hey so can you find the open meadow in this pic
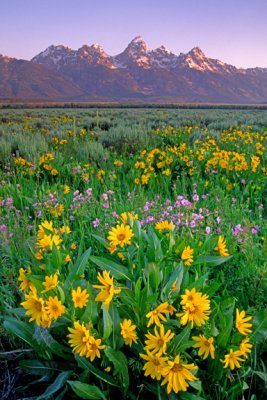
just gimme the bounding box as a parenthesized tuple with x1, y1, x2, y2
(0, 106, 266, 399)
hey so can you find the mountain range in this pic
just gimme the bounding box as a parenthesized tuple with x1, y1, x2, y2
(1, 36, 267, 103)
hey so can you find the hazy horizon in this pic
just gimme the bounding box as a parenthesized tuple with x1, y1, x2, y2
(1, 0, 267, 68)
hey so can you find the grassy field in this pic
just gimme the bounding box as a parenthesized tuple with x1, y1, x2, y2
(0, 107, 266, 399)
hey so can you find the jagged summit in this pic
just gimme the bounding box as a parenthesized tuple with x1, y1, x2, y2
(131, 35, 146, 44)
(188, 47, 206, 57)
(125, 36, 148, 53)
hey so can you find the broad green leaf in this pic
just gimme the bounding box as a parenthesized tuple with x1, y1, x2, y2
(169, 325, 191, 354)
(75, 355, 118, 387)
(252, 309, 267, 343)
(89, 255, 131, 281)
(81, 295, 98, 325)
(217, 314, 233, 348)
(19, 360, 64, 376)
(147, 262, 162, 292)
(37, 370, 72, 399)
(68, 381, 106, 399)
(51, 243, 63, 269)
(104, 346, 129, 392)
(146, 226, 163, 261)
(33, 326, 72, 360)
(195, 255, 232, 267)
(92, 234, 110, 249)
(3, 317, 37, 348)
(102, 305, 113, 340)
(161, 262, 183, 298)
(66, 248, 92, 288)
(254, 370, 267, 383)
(205, 281, 221, 298)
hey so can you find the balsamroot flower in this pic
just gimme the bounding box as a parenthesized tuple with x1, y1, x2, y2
(67, 321, 104, 360)
(221, 349, 244, 370)
(42, 273, 59, 293)
(72, 286, 89, 308)
(68, 321, 91, 357)
(181, 246, 194, 266)
(215, 235, 229, 256)
(239, 337, 253, 358)
(93, 270, 121, 309)
(18, 267, 34, 292)
(140, 352, 168, 380)
(45, 296, 65, 320)
(120, 319, 138, 346)
(155, 220, 174, 233)
(161, 355, 198, 394)
(235, 309, 253, 335)
(192, 334, 215, 359)
(146, 302, 176, 327)
(145, 324, 174, 355)
(177, 288, 211, 328)
(107, 224, 134, 247)
(21, 289, 45, 326)
(87, 336, 105, 361)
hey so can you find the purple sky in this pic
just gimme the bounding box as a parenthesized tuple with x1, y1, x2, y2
(1, 0, 267, 68)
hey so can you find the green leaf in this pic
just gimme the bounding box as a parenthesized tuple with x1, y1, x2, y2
(146, 226, 163, 261)
(147, 262, 162, 292)
(92, 234, 110, 250)
(75, 355, 118, 387)
(3, 317, 37, 348)
(169, 325, 191, 353)
(68, 381, 106, 399)
(51, 244, 63, 269)
(89, 255, 131, 281)
(189, 379, 202, 392)
(102, 305, 113, 340)
(161, 262, 183, 298)
(19, 360, 63, 376)
(104, 346, 129, 392)
(205, 281, 221, 298)
(81, 295, 98, 325)
(217, 315, 233, 347)
(252, 309, 267, 343)
(37, 370, 72, 399)
(254, 370, 267, 383)
(195, 255, 232, 267)
(66, 248, 92, 288)
(33, 326, 72, 360)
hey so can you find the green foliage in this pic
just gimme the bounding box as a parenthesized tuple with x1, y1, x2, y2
(0, 107, 266, 399)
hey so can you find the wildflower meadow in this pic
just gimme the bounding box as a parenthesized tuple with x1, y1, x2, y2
(0, 106, 266, 399)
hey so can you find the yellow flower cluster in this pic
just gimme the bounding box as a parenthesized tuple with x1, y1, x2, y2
(68, 321, 105, 361)
(51, 137, 68, 150)
(14, 156, 33, 174)
(38, 152, 58, 176)
(221, 309, 253, 370)
(141, 298, 199, 394)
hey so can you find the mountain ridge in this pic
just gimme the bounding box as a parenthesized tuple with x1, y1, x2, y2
(1, 37, 267, 103)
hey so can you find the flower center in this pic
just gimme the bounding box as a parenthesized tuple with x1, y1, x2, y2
(117, 233, 126, 241)
(172, 363, 183, 373)
(35, 300, 43, 312)
(157, 339, 164, 347)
